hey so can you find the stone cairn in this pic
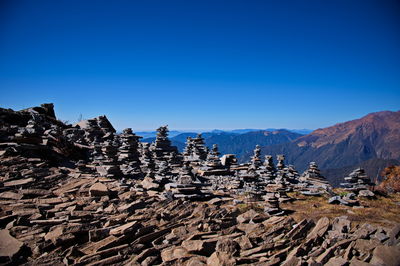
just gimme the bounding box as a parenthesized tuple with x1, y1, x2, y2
(200, 144, 234, 191)
(250, 145, 263, 170)
(262, 155, 276, 181)
(300, 162, 329, 187)
(63, 127, 87, 146)
(118, 128, 142, 177)
(298, 162, 331, 196)
(183, 134, 208, 163)
(341, 168, 375, 196)
(151, 125, 178, 166)
(240, 146, 266, 201)
(182, 139, 194, 160)
(140, 163, 172, 195)
(140, 142, 156, 174)
(286, 165, 300, 182)
(165, 162, 212, 200)
(264, 192, 285, 216)
(275, 155, 292, 186)
(95, 139, 122, 178)
(205, 144, 221, 167)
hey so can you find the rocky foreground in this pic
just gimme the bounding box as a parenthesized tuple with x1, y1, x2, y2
(0, 162, 400, 266)
(0, 104, 400, 265)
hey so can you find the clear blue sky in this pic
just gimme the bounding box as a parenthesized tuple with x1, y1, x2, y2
(1, 0, 399, 131)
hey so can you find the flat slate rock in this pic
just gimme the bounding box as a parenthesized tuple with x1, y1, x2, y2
(0, 229, 25, 262)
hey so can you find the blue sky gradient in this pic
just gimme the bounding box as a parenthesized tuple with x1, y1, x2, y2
(0, 0, 399, 131)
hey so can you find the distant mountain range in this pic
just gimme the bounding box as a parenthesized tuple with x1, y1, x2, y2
(137, 128, 312, 139)
(141, 129, 303, 160)
(258, 111, 400, 185)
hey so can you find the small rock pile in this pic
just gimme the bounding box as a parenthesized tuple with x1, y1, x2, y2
(341, 168, 375, 197)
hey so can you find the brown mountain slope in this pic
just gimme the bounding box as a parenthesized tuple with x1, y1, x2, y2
(260, 111, 400, 184)
(296, 111, 400, 159)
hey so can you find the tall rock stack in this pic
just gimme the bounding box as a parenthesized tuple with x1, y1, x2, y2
(118, 128, 142, 177)
(261, 155, 277, 181)
(183, 134, 208, 163)
(182, 138, 194, 160)
(151, 125, 178, 165)
(96, 140, 122, 178)
(140, 142, 156, 174)
(340, 168, 375, 193)
(242, 146, 266, 200)
(250, 145, 263, 169)
(274, 155, 293, 186)
(204, 144, 222, 169)
(192, 134, 208, 160)
(199, 144, 232, 182)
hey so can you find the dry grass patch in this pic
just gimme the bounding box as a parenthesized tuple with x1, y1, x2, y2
(281, 191, 400, 227)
